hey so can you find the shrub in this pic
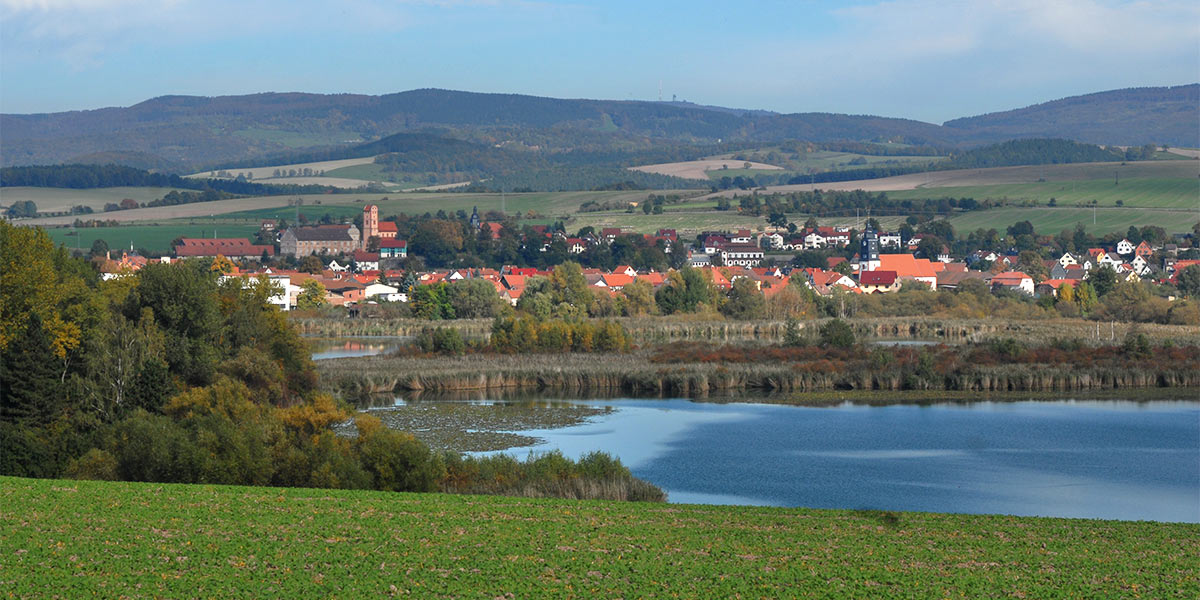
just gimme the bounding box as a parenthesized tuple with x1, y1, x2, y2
(819, 319, 855, 348)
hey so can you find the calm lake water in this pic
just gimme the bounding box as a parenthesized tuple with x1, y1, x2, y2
(309, 337, 404, 360)
(496, 398, 1200, 522)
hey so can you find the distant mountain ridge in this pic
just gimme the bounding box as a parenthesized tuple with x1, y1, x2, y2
(2, 85, 1195, 170)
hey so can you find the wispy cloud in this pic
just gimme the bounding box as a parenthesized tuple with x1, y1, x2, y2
(702, 0, 1199, 120)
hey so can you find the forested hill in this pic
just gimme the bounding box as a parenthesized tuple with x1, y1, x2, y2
(943, 85, 1199, 148)
(2, 86, 1195, 169)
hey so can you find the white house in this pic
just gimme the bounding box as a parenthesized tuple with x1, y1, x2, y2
(878, 233, 902, 249)
(1128, 255, 1150, 276)
(760, 232, 784, 249)
(803, 231, 827, 249)
(363, 283, 404, 302)
(1116, 239, 1135, 255)
(327, 260, 349, 272)
(719, 243, 764, 267)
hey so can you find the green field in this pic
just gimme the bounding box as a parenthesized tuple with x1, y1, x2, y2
(2, 477, 1195, 598)
(889, 177, 1200, 209)
(204, 190, 689, 223)
(45, 224, 261, 253)
(947, 206, 1199, 235)
(0, 187, 181, 213)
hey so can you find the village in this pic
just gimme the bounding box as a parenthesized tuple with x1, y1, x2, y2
(93, 204, 1200, 313)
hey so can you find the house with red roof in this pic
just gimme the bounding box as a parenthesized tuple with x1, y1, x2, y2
(991, 271, 1034, 295)
(378, 239, 407, 259)
(859, 270, 900, 294)
(874, 254, 939, 289)
(174, 238, 274, 260)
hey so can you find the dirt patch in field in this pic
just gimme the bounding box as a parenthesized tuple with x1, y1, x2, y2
(185, 156, 378, 180)
(1166, 148, 1200, 159)
(631, 159, 784, 180)
(407, 181, 474, 191)
(253, 176, 381, 189)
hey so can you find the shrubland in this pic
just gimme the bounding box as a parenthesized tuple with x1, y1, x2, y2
(0, 222, 660, 501)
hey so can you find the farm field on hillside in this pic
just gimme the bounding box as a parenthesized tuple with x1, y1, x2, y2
(2, 476, 1195, 599)
(45, 224, 261, 253)
(708, 149, 943, 175)
(186, 156, 377, 180)
(0, 187, 181, 213)
(707, 159, 1200, 197)
(630, 159, 783, 180)
(947, 206, 1198, 235)
(888, 177, 1199, 209)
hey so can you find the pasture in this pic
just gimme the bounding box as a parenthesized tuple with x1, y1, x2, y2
(45, 223, 261, 253)
(888, 177, 1200, 209)
(947, 206, 1197, 235)
(1, 476, 1195, 598)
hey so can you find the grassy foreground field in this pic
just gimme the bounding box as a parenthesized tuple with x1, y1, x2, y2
(1, 477, 1195, 598)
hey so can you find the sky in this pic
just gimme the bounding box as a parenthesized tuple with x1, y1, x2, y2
(2, 0, 1197, 123)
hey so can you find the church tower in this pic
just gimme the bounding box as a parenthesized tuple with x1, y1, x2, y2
(469, 206, 480, 230)
(362, 204, 379, 250)
(859, 225, 880, 272)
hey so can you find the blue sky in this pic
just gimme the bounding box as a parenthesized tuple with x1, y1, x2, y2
(2, 0, 1197, 123)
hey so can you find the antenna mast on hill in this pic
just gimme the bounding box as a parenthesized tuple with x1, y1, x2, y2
(658, 80, 663, 102)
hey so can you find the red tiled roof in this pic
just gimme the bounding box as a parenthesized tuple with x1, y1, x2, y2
(860, 270, 897, 286)
(174, 238, 273, 257)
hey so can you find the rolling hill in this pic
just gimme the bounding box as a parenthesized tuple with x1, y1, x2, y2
(2, 85, 1195, 170)
(944, 84, 1199, 148)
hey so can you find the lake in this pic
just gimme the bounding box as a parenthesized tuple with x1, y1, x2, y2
(487, 397, 1200, 522)
(309, 337, 404, 360)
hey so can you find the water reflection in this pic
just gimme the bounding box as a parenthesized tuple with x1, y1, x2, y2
(484, 397, 1200, 523)
(309, 337, 404, 360)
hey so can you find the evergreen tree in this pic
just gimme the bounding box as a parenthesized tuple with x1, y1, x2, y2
(0, 314, 62, 425)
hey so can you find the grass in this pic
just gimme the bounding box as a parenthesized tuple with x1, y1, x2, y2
(2, 476, 1195, 598)
(889, 177, 1200, 209)
(0, 187, 181, 213)
(45, 224, 261, 253)
(947, 206, 1199, 235)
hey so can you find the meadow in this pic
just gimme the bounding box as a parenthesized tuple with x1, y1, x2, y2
(888, 177, 1199, 209)
(947, 205, 1197, 235)
(45, 223, 261, 253)
(2, 476, 1195, 598)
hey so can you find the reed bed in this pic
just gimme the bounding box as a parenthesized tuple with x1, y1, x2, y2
(319, 344, 1200, 398)
(297, 315, 1200, 346)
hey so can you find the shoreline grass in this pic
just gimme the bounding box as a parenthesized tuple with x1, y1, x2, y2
(2, 476, 1195, 598)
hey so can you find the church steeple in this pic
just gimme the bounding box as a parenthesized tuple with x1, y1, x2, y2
(859, 224, 880, 272)
(469, 206, 480, 230)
